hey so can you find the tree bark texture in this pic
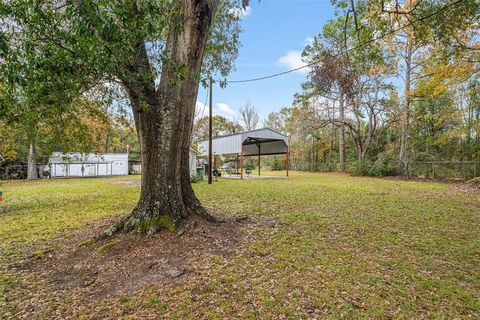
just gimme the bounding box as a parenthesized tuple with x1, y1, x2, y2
(106, 0, 219, 236)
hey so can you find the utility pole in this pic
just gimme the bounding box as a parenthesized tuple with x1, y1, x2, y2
(208, 78, 213, 185)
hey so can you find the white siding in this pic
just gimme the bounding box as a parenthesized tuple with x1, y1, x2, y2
(198, 134, 243, 156)
(118, 150, 198, 176)
(189, 152, 198, 175)
(198, 128, 289, 156)
(49, 153, 128, 177)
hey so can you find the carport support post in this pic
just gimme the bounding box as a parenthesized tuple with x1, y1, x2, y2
(240, 146, 244, 180)
(257, 143, 261, 176)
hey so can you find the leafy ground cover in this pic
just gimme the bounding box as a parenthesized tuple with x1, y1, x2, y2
(0, 172, 479, 319)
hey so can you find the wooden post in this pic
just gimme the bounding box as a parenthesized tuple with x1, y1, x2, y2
(240, 145, 244, 180)
(257, 143, 261, 176)
(208, 78, 213, 185)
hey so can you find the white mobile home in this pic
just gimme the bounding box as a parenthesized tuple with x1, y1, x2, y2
(49, 152, 129, 177)
(127, 148, 200, 176)
(189, 148, 200, 176)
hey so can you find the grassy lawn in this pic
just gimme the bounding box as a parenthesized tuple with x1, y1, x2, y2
(1, 172, 479, 319)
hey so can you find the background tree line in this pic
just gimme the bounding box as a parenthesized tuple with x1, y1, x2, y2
(0, 92, 140, 178)
(2, 0, 479, 181)
(264, 0, 480, 176)
(189, 0, 479, 176)
(192, 101, 260, 141)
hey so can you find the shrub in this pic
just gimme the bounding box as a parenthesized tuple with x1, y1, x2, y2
(371, 157, 398, 177)
(350, 161, 372, 176)
(245, 163, 256, 170)
(270, 157, 284, 171)
(350, 157, 398, 177)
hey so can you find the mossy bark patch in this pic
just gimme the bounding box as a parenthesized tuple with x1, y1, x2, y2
(142, 215, 176, 234)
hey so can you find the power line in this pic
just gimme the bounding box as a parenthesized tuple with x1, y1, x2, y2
(226, 0, 466, 84)
(199, 87, 209, 119)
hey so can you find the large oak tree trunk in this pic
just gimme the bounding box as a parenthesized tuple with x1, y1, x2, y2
(105, 0, 219, 236)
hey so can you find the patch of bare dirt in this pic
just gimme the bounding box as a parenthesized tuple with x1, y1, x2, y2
(8, 214, 270, 303)
(449, 178, 480, 193)
(383, 175, 465, 184)
(110, 180, 140, 186)
(318, 172, 351, 176)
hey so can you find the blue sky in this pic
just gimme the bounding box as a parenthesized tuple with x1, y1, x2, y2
(197, 0, 337, 123)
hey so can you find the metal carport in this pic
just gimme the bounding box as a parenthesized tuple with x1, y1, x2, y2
(197, 128, 289, 178)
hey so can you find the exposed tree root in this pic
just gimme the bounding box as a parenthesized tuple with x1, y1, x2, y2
(192, 205, 224, 223)
(97, 206, 222, 240)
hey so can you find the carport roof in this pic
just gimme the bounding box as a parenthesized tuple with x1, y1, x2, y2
(197, 128, 288, 156)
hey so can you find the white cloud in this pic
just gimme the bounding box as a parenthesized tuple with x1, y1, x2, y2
(195, 101, 238, 120)
(195, 101, 208, 120)
(277, 51, 309, 75)
(228, 6, 251, 18)
(196, 101, 207, 114)
(216, 103, 237, 118)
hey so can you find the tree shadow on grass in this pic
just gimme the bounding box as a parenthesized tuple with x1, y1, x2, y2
(6, 214, 279, 318)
